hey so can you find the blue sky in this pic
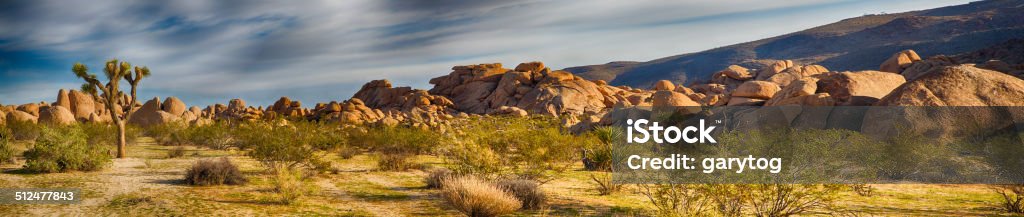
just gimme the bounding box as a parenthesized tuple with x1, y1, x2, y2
(0, 0, 975, 107)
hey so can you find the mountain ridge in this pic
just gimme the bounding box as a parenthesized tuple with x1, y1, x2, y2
(564, 0, 1024, 88)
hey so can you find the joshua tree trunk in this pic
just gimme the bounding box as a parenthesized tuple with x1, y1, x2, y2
(116, 120, 127, 158)
(107, 94, 128, 158)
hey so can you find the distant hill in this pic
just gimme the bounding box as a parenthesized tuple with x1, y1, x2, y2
(565, 0, 1024, 88)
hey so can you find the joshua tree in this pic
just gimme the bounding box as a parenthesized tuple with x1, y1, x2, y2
(73, 59, 150, 158)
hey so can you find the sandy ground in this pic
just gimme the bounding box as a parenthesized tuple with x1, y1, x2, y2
(0, 137, 1017, 216)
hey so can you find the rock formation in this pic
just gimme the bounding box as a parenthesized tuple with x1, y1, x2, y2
(128, 97, 180, 127)
(876, 65, 1024, 106)
(816, 71, 906, 106)
(6, 110, 38, 124)
(427, 62, 632, 116)
(38, 106, 76, 126)
(879, 49, 922, 73)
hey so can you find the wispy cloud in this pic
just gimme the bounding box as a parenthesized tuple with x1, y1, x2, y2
(0, 0, 974, 106)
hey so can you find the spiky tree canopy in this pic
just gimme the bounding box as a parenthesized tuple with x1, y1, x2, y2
(72, 59, 151, 110)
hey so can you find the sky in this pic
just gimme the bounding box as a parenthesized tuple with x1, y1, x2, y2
(0, 0, 976, 107)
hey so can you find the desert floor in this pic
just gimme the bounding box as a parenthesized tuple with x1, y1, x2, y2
(0, 137, 1015, 216)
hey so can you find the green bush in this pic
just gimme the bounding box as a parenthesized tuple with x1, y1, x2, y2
(353, 126, 444, 171)
(144, 122, 188, 146)
(0, 128, 17, 164)
(742, 184, 843, 217)
(445, 116, 578, 181)
(6, 120, 42, 141)
(181, 122, 233, 149)
(184, 157, 247, 186)
(23, 126, 111, 173)
(638, 183, 713, 217)
(81, 123, 140, 147)
(233, 121, 333, 172)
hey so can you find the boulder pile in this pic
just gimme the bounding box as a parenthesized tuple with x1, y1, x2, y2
(6, 48, 1023, 133)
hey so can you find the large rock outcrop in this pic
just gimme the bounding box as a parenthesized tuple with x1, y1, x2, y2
(766, 65, 829, 87)
(352, 79, 454, 113)
(68, 90, 95, 121)
(267, 97, 309, 118)
(428, 62, 629, 116)
(6, 110, 38, 124)
(128, 97, 180, 127)
(816, 71, 906, 106)
(876, 65, 1024, 106)
(755, 60, 795, 81)
(17, 103, 40, 117)
(312, 99, 383, 125)
(879, 49, 922, 73)
(731, 81, 780, 100)
(765, 78, 819, 106)
(162, 97, 187, 117)
(39, 106, 76, 126)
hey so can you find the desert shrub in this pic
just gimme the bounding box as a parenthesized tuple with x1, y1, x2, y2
(271, 165, 316, 205)
(994, 185, 1024, 213)
(707, 185, 745, 216)
(166, 146, 186, 158)
(80, 123, 140, 147)
(441, 176, 521, 217)
(426, 168, 455, 189)
(873, 129, 962, 181)
(582, 126, 617, 171)
(23, 126, 111, 173)
(376, 152, 414, 171)
(496, 179, 547, 210)
(445, 116, 578, 182)
(184, 158, 247, 186)
(144, 122, 188, 145)
(7, 120, 42, 141)
(180, 122, 233, 149)
(353, 126, 444, 171)
(589, 172, 621, 195)
(0, 129, 17, 164)
(638, 183, 714, 217)
(233, 122, 333, 171)
(337, 145, 359, 159)
(742, 184, 843, 217)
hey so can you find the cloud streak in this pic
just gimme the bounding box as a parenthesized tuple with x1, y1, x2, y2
(0, 0, 974, 106)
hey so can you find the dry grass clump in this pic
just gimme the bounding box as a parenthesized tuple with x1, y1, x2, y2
(426, 168, 454, 189)
(376, 153, 414, 171)
(166, 146, 186, 158)
(271, 165, 316, 205)
(184, 158, 247, 186)
(496, 179, 547, 210)
(441, 176, 521, 217)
